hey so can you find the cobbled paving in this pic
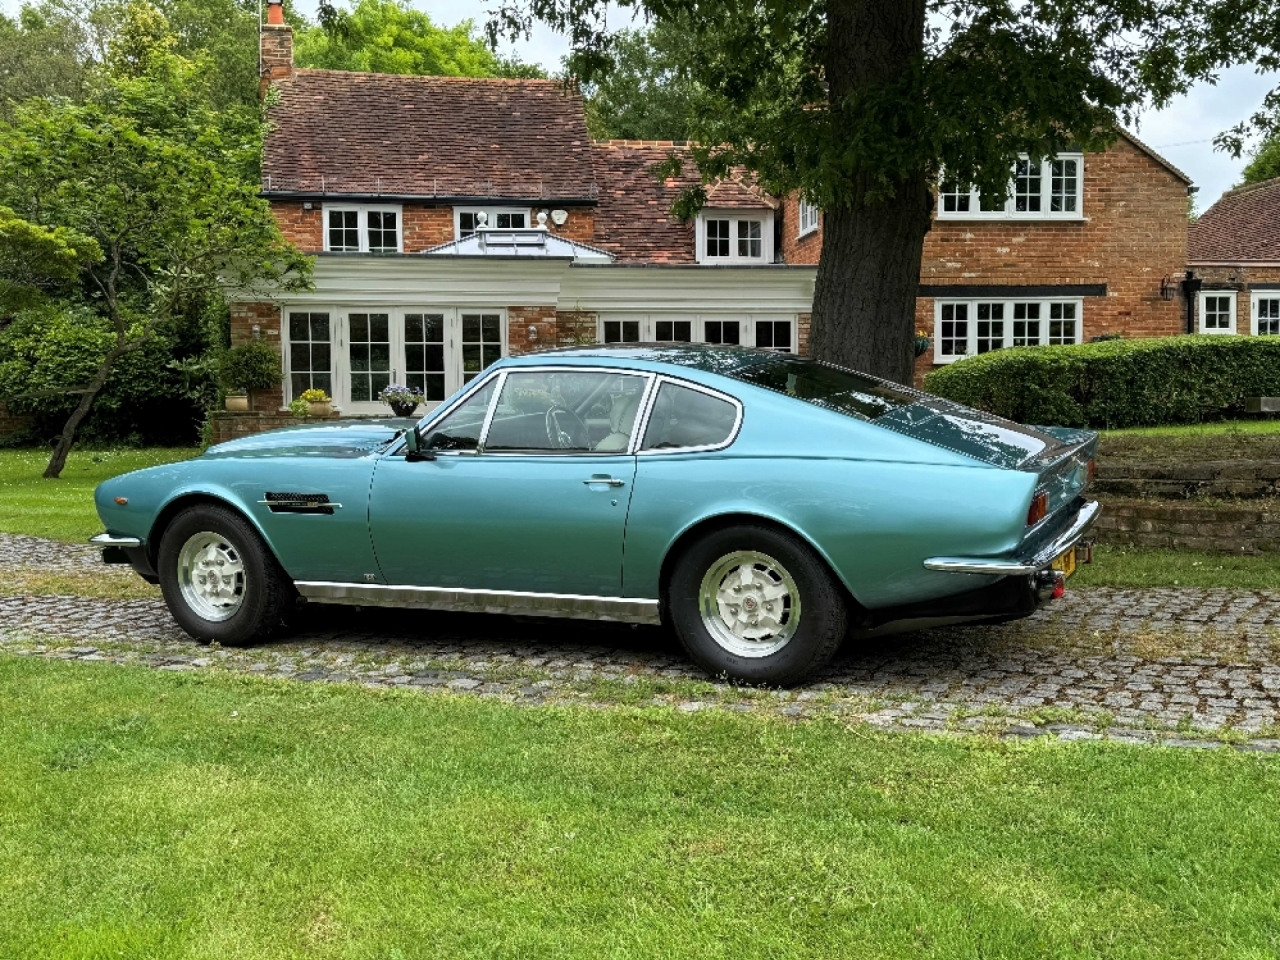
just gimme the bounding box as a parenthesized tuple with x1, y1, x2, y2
(3, 533, 1280, 750)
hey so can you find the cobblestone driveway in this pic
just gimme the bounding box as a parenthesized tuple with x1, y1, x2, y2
(3, 534, 1279, 750)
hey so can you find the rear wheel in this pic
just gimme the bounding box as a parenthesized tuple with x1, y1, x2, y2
(158, 504, 294, 646)
(667, 524, 848, 686)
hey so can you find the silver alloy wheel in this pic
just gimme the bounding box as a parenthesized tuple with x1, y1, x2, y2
(176, 531, 247, 622)
(698, 550, 801, 658)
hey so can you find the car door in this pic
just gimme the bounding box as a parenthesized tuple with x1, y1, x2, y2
(369, 367, 651, 597)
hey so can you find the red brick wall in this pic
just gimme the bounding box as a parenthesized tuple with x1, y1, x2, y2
(536, 207, 596, 243)
(797, 312, 811, 354)
(259, 24, 292, 93)
(402, 205, 454, 251)
(507, 306, 558, 355)
(273, 202, 322, 251)
(1193, 265, 1280, 332)
(780, 193, 822, 265)
(229, 302, 284, 412)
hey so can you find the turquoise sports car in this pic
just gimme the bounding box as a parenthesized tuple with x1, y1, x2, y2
(92, 345, 1099, 685)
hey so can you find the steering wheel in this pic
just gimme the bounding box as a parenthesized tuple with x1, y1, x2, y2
(545, 407, 590, 450)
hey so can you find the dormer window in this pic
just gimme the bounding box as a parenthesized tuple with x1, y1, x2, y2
(456, 207, 531, 239)
(323, 204, 402, 253)
(696, 210, 774, 264)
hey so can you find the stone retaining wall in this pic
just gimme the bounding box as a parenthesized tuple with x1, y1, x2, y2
(208, 411, 338, 445)
(1093, 499, 1280, 553)
(1094, 460, 1280, 500)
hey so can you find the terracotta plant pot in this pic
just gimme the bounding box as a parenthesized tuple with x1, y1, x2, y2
(306, 400, 332, 417)
(389, 402, 419, 418)
(224, 393, 250, 412)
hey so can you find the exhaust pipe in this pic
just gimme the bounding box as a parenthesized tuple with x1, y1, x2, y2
(1033, 569, 1065, 603)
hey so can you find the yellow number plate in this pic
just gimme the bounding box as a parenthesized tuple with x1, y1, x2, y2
(1051, 547, 1077, 579)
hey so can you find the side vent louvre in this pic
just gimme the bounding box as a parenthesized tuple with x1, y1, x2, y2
(260, 492, 340, 515)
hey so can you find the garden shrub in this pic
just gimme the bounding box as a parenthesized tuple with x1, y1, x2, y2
(0, 302, 216, 445)
(923, 335, 1280, 429)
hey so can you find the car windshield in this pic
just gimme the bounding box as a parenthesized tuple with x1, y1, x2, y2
(728, 355, 917, 421)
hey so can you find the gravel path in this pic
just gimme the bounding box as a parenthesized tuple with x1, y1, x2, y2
(3, 534, 1279, 750)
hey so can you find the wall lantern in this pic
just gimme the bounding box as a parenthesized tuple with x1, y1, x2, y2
(1160, 275, 1178, 301)
(528, 325, 539, 342)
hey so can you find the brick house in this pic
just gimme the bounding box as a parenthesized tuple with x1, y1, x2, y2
(223, 1, 1196, 435)
(1187, 176, 1280, 335)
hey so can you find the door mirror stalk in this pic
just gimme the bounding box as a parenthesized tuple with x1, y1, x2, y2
(403, 425, 436, 462)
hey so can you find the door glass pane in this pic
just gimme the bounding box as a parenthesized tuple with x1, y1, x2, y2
(603, 320, 641, 343)
(655, 319, 692, 342)
(405, 312, 446, 401)
(288, 311, 332, 397)
(461, 313, 503, 383)
(704, 320, 741, 345)
(486, 371, 647, 453)
(348, 312, 391, 402)
(755, 320, 793, 353)
(421, 379, 497, 453)
(641, 383, 737, 450)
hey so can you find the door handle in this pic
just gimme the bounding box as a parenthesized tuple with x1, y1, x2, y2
(584, 476, 626, 487)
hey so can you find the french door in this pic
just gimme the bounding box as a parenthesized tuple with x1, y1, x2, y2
(285, 307, 506, 415)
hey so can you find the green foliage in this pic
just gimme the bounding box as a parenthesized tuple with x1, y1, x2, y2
(0, 2, 90, 119)
(219, 339, 282, 392)
(301, 0, 545, 78)
(0, 206, 102, 314)
(1242, 134, 1280, 185)
(0, 303, 213, 444)
(923, 336, 1280, 429)
(580, 19, 702, 140)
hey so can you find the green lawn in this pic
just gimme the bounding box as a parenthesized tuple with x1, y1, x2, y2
(1074, 543, 1280, 589)
(0, 446, 196, 542)
(1101, 418, 1280, 438)
(1, 655, 1278, 959)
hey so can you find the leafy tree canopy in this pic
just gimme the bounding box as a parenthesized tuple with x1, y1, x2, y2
(579, 18, 701, 141)
(0, 207, 102, 317)
(0, 11, 310, 476)
(303, 0, 546, 78)
(1242, 134, 1280, 185)
(492, 0, 1280, 383)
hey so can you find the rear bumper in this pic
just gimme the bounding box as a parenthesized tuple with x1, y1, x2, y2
(922, 500, 1101, 576)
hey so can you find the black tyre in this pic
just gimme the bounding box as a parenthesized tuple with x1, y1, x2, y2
(157, 504, 295, 646)
(667, 524, 849, 686)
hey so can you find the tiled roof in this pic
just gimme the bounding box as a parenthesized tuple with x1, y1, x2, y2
(590, 142, 775, 264)
(262, 70, 596, 201)
(1189, 177, 1280, 263)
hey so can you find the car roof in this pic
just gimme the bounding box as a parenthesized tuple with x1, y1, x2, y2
(500, 343, 777, 378)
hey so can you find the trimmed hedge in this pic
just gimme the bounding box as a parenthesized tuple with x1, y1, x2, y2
(923, 336, 1280, 429)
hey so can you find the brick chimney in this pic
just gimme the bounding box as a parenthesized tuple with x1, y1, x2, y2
(260, 0, 293, 96)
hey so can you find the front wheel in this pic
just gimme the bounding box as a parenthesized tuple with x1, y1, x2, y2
(157, 504, 295, 646)
(667, 524, 848, 686)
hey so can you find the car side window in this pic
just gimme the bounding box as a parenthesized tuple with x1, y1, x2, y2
(485, 370, 648, 453)
(640, 382, 738, 451)
(420, 379, 496, 452)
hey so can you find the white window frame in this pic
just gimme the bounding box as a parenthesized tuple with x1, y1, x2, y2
(454, 207, 533, 239)
(936, 154, 1085, 221)
(1198, 291, 1237, 335)
(321, 204, 403, 253)
(282, 305, 507, 415)
(798, 198, 820, 237)
(596, 314, 797, 353)
(695, 209, 775, 264)
(932, 298, 1084, 364)
(1251, 292, 1280, 336)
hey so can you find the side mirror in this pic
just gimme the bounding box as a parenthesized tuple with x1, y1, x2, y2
(403, 425, 435, 462)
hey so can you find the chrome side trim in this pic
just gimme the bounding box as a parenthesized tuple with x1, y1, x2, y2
(294, 581, 662, 625)
(923, 500, 1102, 576)
(90, 533, 143, 549)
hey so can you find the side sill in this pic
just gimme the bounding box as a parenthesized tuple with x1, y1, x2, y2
(295, 581, 662, 626)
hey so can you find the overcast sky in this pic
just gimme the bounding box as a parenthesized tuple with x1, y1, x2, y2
(2, 0, 1275, 207)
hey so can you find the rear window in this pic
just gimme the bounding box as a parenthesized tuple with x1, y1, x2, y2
(729, 356, 917, 421)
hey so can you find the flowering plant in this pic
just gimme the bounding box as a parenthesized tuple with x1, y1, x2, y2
(299, 388, 330, 403)
(380, 383, 425, 416)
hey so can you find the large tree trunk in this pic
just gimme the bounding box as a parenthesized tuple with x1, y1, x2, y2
(43, 353, 121, 479)
(809, 0, 932, 385)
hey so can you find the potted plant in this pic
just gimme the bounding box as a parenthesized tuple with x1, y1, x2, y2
(220, 340, 282, 411)
(380, 384, 425, 418)
(299, 387, 332, 417)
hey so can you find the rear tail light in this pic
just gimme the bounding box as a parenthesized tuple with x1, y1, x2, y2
(1027, 491, 1049, 526)
(1086, 458, 1096, 484)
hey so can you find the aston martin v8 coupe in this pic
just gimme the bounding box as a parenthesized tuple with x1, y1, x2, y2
(92, 345, 1099, 685)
